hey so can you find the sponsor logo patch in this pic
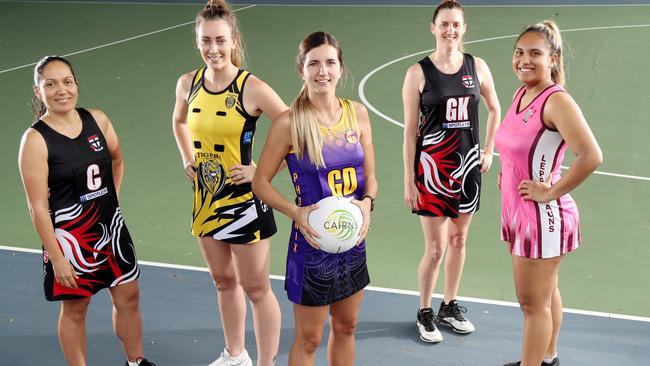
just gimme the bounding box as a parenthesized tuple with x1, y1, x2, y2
(79, 187, 109, 202)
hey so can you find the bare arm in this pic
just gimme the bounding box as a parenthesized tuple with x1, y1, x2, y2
(90, 109, 124, 195)
(519, 92, 602, 202)
(352, 101, 377, 243)
(402, 64, 424, 209)
(18, 130, 78, 288)
(172, 72, 196, 181)
(475, 57, 501, 173)
(242, 75, 288, 121)
(228, 75, 288, 185)
(251, 111, 296, 219)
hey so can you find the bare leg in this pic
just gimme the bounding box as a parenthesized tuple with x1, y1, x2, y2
(59, 297, 91, 366)
(198, 237, 247, 357)
(327, 291, 364, 366)
(232, 239, 281, 366)
(512, 255, 562, 366)
(546, 286, 563, 359)
(443, 213, 473, 303)
(289, 304, 328, 366)
(109, 281, 144, 362)
(417, 216, 448, 309)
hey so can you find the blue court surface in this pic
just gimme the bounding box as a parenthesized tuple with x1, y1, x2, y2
(2, 247, 648, 365)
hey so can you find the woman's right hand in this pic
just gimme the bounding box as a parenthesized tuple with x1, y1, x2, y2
(292, 204, 322, 249)
(183, 160, 196, 181)
(497, 171, 502, 190)
(404, 177, 420, 210)
(52, 257, 78, 289)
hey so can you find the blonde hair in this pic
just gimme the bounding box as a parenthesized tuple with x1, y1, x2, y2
(517, 20, 565, 86)
(290, 31, 344, 168)
(432, 0, 465, 53)
(196, 0, 245, 67)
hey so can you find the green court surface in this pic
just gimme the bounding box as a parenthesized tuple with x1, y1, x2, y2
(1, 2, 649, 319)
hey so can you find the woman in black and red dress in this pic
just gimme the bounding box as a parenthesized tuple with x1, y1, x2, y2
(18, 56, 154, 366)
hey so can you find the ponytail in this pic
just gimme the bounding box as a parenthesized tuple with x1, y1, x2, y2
(290, 86, 325, 168)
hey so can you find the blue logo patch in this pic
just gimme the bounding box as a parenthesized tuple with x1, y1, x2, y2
(243, 131, 253, 144)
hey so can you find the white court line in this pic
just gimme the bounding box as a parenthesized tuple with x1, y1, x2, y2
(358, 24, 650, 182)
(0, 4, 257, 75)
(2, 244, 649, 323)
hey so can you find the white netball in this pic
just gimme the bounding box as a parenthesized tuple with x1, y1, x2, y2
(307, 196, 363, 254)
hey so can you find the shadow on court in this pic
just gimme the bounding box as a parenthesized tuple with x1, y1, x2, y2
(1, 248, 647, 365)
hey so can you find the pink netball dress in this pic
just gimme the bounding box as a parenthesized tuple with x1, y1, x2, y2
(494, 84, 580, 259)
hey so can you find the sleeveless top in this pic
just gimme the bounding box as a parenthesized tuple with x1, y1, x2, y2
(32, 108, 139, 299)
(413, 53, 482, 216)
(494, 84, 581, 259)
(186, 67, 276, 242)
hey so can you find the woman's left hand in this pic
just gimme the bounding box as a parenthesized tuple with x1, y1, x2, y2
(229, 164, 255, 185)
(351, 198, 372, 244)
(480, 151, 493, 173)
(518, 180, 552, 203)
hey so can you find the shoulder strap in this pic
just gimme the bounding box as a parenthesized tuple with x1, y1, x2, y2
(187, 67, 205, 103)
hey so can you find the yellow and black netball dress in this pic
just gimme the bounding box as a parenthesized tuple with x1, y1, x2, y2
(187, 67, 276, 244)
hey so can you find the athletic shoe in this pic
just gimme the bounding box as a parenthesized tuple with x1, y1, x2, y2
(503, 357, 560, 366)
(436, 300, 475, 334)
(209, 348, 253, 366)
(124, 358, 156, 366)
(416, 307, 443, 343)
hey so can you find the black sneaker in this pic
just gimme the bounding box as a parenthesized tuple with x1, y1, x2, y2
(416, 307, 443, 343)
(503, 358, 560, 366)
(125, 358, 156, 366)
(436, 300, 475, 334)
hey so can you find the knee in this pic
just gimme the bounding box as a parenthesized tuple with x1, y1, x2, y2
(62, 300, 90, 322)
(517, 295, 551, 316)
(422, 242, 445, 263)
(448, 233, 467, 250)
(240, 280, 270, 303)
(113, 289, 140, 313)
(331, 317, 358, 337)
(211, 272, 238, 292)
(298, 332, 323, 354)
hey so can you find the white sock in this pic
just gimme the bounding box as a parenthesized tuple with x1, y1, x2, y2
(542, 354, 558, 363)
(127, 362, 139, 366)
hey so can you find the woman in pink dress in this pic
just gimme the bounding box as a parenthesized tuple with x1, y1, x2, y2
(494, 21, 602, 366)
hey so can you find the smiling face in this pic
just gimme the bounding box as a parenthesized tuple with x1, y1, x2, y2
(300, 44, 342, 95)
(513, 31, 558, 86)
(196, 19, 236, 70)
(33, 60, 78, 115)
(431, 8, 466, 50)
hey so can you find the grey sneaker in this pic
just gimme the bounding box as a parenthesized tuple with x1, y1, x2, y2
(416, 307, 443, 343)
(436, 300, 475, 334)
(209, 348, 253, 366)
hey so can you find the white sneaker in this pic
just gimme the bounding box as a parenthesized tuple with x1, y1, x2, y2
(209, 348, 253, 366)
(416, 308, 443, 343)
